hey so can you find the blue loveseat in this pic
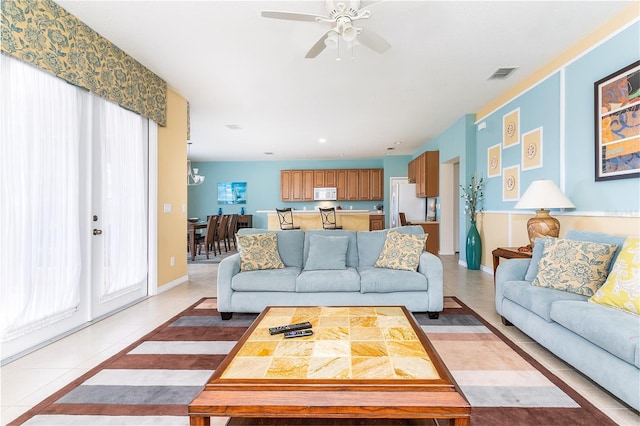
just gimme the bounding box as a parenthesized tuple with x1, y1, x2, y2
(217, 226, 444, 319)
(495, 230, 640, 410)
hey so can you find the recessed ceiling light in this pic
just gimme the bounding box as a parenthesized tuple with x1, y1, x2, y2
(394, 141, 402, 145)
(318, 138, 327, 143)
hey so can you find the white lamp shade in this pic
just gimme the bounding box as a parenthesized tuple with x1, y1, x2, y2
(514, 179, 575, 210)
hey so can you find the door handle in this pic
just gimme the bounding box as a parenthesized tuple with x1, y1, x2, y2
(93, 229, 103, 235)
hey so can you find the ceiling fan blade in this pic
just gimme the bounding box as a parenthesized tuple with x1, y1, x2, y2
(305, 32, 330, 58)
(357, 28, 390, 53)
(261, 11, 325, 22)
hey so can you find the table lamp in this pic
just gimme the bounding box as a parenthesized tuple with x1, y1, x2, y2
(514, 179, 575, 248)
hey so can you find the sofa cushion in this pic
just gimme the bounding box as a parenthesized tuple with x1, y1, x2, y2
(237, 228, 304, 268)
(525, 231, 627, 281)
(303, 234, 349, 271)
(357, 226, 426, 267)
(589, 237, 640, 315)
(503, 281, 587, 322)
(304, 230, 358, 268)
(524, 237, 549, 281)
(231, 267, 299, 292)
(358, 266, 428, 293)
(296, 268, 361, 292)
(374, 229, 426, 271)
(550, 300, 640, 368)
(532, 238, 618, 296)
(236, 233, 285, 271)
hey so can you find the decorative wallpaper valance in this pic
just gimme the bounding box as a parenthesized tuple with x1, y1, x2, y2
(1, 0, 167, 126)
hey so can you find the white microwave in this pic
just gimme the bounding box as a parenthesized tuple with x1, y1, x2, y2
(313, 187, 337, 201)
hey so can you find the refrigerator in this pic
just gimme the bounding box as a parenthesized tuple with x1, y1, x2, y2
(391, 183, 426, 228)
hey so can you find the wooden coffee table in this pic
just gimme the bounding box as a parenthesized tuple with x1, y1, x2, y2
(189, 306, 470, 425)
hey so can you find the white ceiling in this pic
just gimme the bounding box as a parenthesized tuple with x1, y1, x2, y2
(56, 0, 633, 161)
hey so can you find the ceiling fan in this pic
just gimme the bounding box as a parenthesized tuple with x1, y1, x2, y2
(261, 0, 390, 58)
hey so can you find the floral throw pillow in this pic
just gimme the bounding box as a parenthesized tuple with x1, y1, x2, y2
(237, 233, 285, 272)
(374, 230, 426, 271)
(532, 238, 618, 296)
(589, 237, 640, 315)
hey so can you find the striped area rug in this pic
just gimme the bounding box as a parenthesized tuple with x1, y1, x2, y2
(10, 298, 615, 425)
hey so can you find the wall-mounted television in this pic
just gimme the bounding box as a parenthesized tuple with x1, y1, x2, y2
(217, 182, 247, 204)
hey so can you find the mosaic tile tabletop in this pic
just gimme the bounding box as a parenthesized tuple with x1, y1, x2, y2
(220, 306, 441, 381)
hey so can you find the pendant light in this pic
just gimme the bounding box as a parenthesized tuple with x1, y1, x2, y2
(187, 142, 205, 186)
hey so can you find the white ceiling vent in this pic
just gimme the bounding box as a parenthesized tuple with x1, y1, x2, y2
(489, 67, 518, 80)
(225, 124, 242, 130)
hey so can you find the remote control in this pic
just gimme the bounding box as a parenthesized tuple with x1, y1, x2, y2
(269, 321, 312, 335)
(284, 329, 314, 338)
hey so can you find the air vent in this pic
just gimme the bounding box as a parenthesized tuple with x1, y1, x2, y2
(489, 67, 518, 80)
(225, 124, 242, 130)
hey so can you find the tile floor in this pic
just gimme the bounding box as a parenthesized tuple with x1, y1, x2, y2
(1, 254, 638, 425)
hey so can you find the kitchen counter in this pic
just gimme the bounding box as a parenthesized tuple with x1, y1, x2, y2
(257, 209, 384, 231)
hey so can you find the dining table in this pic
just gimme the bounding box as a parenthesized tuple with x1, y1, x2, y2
(188, 221, 207, 261)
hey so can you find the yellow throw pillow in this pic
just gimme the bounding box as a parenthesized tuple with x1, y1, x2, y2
(374, 230, 426, 271)
(532, 238, 618, 296)
(589, 237, 640, 315)
(236, 233, 285, 272)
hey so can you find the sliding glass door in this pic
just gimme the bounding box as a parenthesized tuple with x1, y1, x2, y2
(0, 55, 148, 362)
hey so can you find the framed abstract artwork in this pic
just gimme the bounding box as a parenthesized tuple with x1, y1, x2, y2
(521, 127, 543, 171)
(594, 61, 640, 181)
(217, 182, 247, 204)
(502, 165, 520, 201)
(503, 108, 520, 148)
(487, 143, 502, 178)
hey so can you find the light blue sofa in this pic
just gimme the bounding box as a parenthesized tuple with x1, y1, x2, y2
(495, 230, 640, 411)
(217, 226, 444, 319)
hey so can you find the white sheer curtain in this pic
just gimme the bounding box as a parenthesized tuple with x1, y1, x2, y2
(0, 55, 82, 341)
(98, 99, 148, 301)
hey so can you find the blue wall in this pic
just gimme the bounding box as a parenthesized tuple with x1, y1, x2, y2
(189, 159, 390, 229)
(474, 22, 639, 215)
(190, 22, 639, 241)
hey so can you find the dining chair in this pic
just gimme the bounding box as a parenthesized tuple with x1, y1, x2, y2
(196, 215, 219, 258)
(276, 208, 300, 230)
(215, 214, 230, 253)
(319, 207, 342, 229)
(399, 212, 408, 226)
(226, 214, 239, 250)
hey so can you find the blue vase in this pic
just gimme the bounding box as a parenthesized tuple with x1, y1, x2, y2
(218, 208, 222, 215)
(466, 220, 482, 270)
(240, 207, 245, 215)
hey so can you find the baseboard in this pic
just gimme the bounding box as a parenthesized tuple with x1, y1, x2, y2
(157, 274, 188, 294)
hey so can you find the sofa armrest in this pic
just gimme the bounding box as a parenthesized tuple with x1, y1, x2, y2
(216, 253, 241, 313)
(495, 258, 531, 315)
(418, 251, 444, 313)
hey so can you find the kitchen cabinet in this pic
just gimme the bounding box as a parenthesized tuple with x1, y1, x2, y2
(369, 214, 385, 231)
(370, 169, 383, 200)
(280, 170, 291, 201)
(313, 170, 325, 187)
(302, 170, 314, 201)
(409, 151, 439, 197)
(325, 170, 337, 187)
(346, 170, 359, 200)
(408, 159, 416, 183)
(281, 168, 383, 201)
(359, 169, 371, 200)
(416, 222, 439, 255)
(336, 169, 347, 200)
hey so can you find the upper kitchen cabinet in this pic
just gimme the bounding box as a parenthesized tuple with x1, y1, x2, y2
(409, 151, 439, 197)
(282, 169, 383, 202)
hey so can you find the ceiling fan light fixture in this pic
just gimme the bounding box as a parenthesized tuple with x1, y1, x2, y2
(325, 31, 339, 48)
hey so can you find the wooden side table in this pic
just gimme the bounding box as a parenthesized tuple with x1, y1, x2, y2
(492, 247, 532, 281)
